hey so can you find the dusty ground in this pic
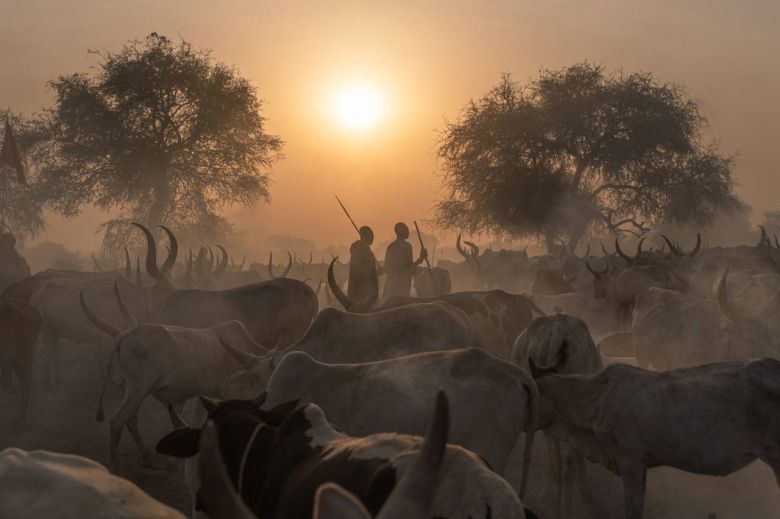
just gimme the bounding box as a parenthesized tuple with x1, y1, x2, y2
(1, 344, 778, 518)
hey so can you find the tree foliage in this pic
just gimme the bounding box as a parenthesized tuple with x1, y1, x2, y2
(435, 63, 742, 248)
(23, 33, 282, 254)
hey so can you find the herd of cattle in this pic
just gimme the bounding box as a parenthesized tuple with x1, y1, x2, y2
(1, 223, 779, 519)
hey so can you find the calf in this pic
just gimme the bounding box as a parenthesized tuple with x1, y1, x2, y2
(80, 283, 267, 467)
(0, 299, 41, 424)
(511, 314, 604, 517)
(230, 347, 537, 486)
(536, 359, 780, 519)
(0, 447, 184, 519)
(157, 393, 528, 519)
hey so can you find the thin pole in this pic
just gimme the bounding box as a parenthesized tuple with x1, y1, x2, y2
(335, 195, 360, 235)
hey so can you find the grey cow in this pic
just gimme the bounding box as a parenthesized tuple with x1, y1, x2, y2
(535, 359, 780, 519)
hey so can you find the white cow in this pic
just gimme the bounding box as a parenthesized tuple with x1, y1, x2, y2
(80, 283, 266, 467)
(0, 448, 184, 519)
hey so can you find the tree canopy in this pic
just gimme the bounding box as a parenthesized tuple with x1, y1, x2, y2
(435, 63, 743, 249)
(23, 33, 282, 253)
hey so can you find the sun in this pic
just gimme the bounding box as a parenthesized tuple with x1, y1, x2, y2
(331, 82, 385, 131)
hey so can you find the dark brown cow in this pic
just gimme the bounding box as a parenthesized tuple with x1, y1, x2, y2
(0, 299, 41, 423)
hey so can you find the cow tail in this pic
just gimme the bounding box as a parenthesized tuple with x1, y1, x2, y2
(96, 339, 121, 422)
(518, 374, 540, 499)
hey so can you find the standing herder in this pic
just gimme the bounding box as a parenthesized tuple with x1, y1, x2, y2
(347, 226, 380, 308)
(382, 222, 427, 300)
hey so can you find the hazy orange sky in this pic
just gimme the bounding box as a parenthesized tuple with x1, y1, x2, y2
(2, 0, 779, 253)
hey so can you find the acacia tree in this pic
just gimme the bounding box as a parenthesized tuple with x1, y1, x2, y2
(436, 63, 742, 250)
(24, 33, 282, 255)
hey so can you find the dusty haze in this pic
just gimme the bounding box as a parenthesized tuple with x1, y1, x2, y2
(2, 0, 779, 254)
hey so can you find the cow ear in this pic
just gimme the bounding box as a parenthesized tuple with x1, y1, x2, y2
(314, 483, 371, 519)
(156, 427, 202, 458)
(258, 399, 300, 426)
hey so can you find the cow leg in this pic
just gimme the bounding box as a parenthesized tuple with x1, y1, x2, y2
(618, 462, 647, 519)
(41, 330, 59, 391)
(560, 446, 577, 519)
(12, 359, 32, 426)
(542, 434, 563, 516)
(109, 387, 148, 469)
(126, 413, 153, 467)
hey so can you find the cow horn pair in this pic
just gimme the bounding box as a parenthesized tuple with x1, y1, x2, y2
(714, 266, 738, 325)
(585, 258, 609, 277)
(660, 233, 701, 257)
(132, 223, 177, 289)
(268, 251, 293, 279)
(230, 254, 247, 271)
(196, 391, 449, 519)
(456, 234, 481, 269)
(615, 237, 645, 265)
(79, 281, 139, 338)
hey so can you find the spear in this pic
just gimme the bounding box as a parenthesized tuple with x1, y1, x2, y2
(413, 221, 432, 270)
(335, 195, 360, 235)
(414, 220, 436, 288)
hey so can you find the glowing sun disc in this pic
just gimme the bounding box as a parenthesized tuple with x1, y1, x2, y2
(332, 83, 385, 130)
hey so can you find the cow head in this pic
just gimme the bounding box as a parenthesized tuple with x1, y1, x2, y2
(585, 258, 610, 299)
(219, 338, 279, 392)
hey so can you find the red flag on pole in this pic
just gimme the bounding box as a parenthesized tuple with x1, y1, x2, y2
(1, 120, 26, 185)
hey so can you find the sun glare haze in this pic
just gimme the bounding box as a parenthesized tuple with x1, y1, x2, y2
(331, 82, 386, 131)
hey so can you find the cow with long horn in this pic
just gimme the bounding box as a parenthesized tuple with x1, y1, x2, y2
(79, 281, 270, 468)
(267, 251, 293, 279)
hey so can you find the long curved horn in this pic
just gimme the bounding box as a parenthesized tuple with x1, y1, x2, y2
(585, 258, 608, 277)
(213, 245, 228, 278)
(218, 338, 263, 369)
(758, 225, 768, 247)
(688, 233, 702, 257)
(113, 281, 138, 329)
(267, 252, 276, 278)
(660, 235, 682, 256)
(124, 249, 132, 278)
(615, 237, 644, 264)
(315, 278, 323, 297)
(455, 234, 469, 260)
(239, 255, 246, 271)
(132, 223, 173, 288)
(80, 290, 122, 338)
(135, 256, 141, 285)
(328, 257, 353, 311)
(281, 252, 293, 278)
(206, 247, 215, 274)
(308, 252, 313, 265)
(167, 403, 189, 430)
(714, 266, 736, 321)
(158, 225, 178, 275)
(463, 240, 479, 257)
